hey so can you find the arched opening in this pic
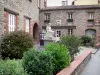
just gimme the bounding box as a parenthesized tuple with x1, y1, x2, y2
(33, 23, 39, 41)
(85, 29, 96, 40)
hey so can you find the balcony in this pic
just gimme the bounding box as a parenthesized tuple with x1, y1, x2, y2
(88, 19, 94, 22)
(87, 19, 94, 27)
(67, 19, 73, 22)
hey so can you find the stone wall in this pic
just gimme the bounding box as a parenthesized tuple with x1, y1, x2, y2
(0, 4, 4, 43)
(72, 53, 91, 75)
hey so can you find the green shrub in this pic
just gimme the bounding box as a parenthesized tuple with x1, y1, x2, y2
(45, 43, 71, 74)
(23, 48, 54, 75)
(0, 31, 33, 59)
(81, 36, 92, 46)
(0, 59, 28, 75)
(60, 35, 82, 61)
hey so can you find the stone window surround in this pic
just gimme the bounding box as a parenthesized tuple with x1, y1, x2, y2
(87, 12, 94, 27)
(44, 13, 50, 20)
(68, 29, 73, 35)
(68, 13, 73, 19)
(56, 30, 61, 37)
(4, 8, 19, 33)
(88, 12, 94, 19)
(24, 16, 31, 33)
(4, 8, 19, 15)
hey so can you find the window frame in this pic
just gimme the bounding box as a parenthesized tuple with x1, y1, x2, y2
(88, 12, 94, 19)
(68, 13, 73, 19)
(8, 13, 16, 33)
(68, 29, 73, 35)
(44, 13, 50, 22)
(56, 30, 61, 37)
(25, 18, 30, 33)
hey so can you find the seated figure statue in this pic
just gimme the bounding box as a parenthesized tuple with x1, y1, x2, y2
(44, 23, 55, 40)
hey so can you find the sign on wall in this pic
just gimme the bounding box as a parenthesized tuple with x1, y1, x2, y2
(56, 20, 61, 25)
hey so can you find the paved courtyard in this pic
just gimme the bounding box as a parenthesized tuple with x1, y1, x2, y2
(80, 48, 100, 75)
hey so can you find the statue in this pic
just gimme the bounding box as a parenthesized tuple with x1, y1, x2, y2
(42, 23, 60, 44)
(44, 23, 55, 40)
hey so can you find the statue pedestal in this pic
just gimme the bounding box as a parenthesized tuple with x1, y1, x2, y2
(43, 39, 54, 46)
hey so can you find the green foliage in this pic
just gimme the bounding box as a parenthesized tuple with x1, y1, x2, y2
(0, 59, 28, 75)
(45, 43, 71, 74)
(60, 35, 82, 61)
(23, 48, 54, 75)
(0, 31, 33, 59)
(81, 36, 92, 46)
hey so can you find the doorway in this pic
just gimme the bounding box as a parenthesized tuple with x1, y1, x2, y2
(33, 23, 38, 41)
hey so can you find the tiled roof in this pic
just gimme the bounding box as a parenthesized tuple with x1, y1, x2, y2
(40, 5, 100, 11)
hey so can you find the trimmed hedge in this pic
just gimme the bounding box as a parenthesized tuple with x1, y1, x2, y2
(23, 43, 71, 75)
(23, 48, 54, 75)
(0, 31, 33, 59)
(45, 43, 71, 75)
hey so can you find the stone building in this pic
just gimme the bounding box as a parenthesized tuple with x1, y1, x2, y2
(0, 0, 47, 42)
(40, 5, 100, 41)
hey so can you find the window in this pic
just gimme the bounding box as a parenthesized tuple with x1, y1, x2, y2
(56, 31, 61, 37)
(8, 13, 16, 32)
(67, 13, 73, 22)
(25, 18, 30, 32)
(88, 12, 94, 26)
(68, 13, 73, 19)
(88, 12, 94, 19)
(44, 13, 50, 22)
(68, 29, 73, 35)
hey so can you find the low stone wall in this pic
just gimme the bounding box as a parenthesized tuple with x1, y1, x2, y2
(57, 50, 92, 75)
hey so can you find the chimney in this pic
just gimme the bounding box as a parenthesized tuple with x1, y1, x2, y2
(62, 1, 65, 6)
(66, 0, 68, 5)
(62, 0, 68, 6)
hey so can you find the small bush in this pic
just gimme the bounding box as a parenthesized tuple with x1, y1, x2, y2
(81, 36, 92, 46)
(60, 35, 82, 61)
(0, 31, 33, 59)
(23, 48, 54, 75)
(45, 43, 71, 74)
(0, 59, 28, 75)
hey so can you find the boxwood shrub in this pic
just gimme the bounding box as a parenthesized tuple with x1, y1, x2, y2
(23, 48, 54, 75)
(0, 31, 33, 59)
(45, 43, 71, 75)
(23, 43, 70, 75)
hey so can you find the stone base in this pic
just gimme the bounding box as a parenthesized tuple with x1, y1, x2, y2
(43, 39, 54, 46)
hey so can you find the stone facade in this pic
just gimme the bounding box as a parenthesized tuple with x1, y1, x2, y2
(40, 5, 100, 41)
(0, 0, 46, 42)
